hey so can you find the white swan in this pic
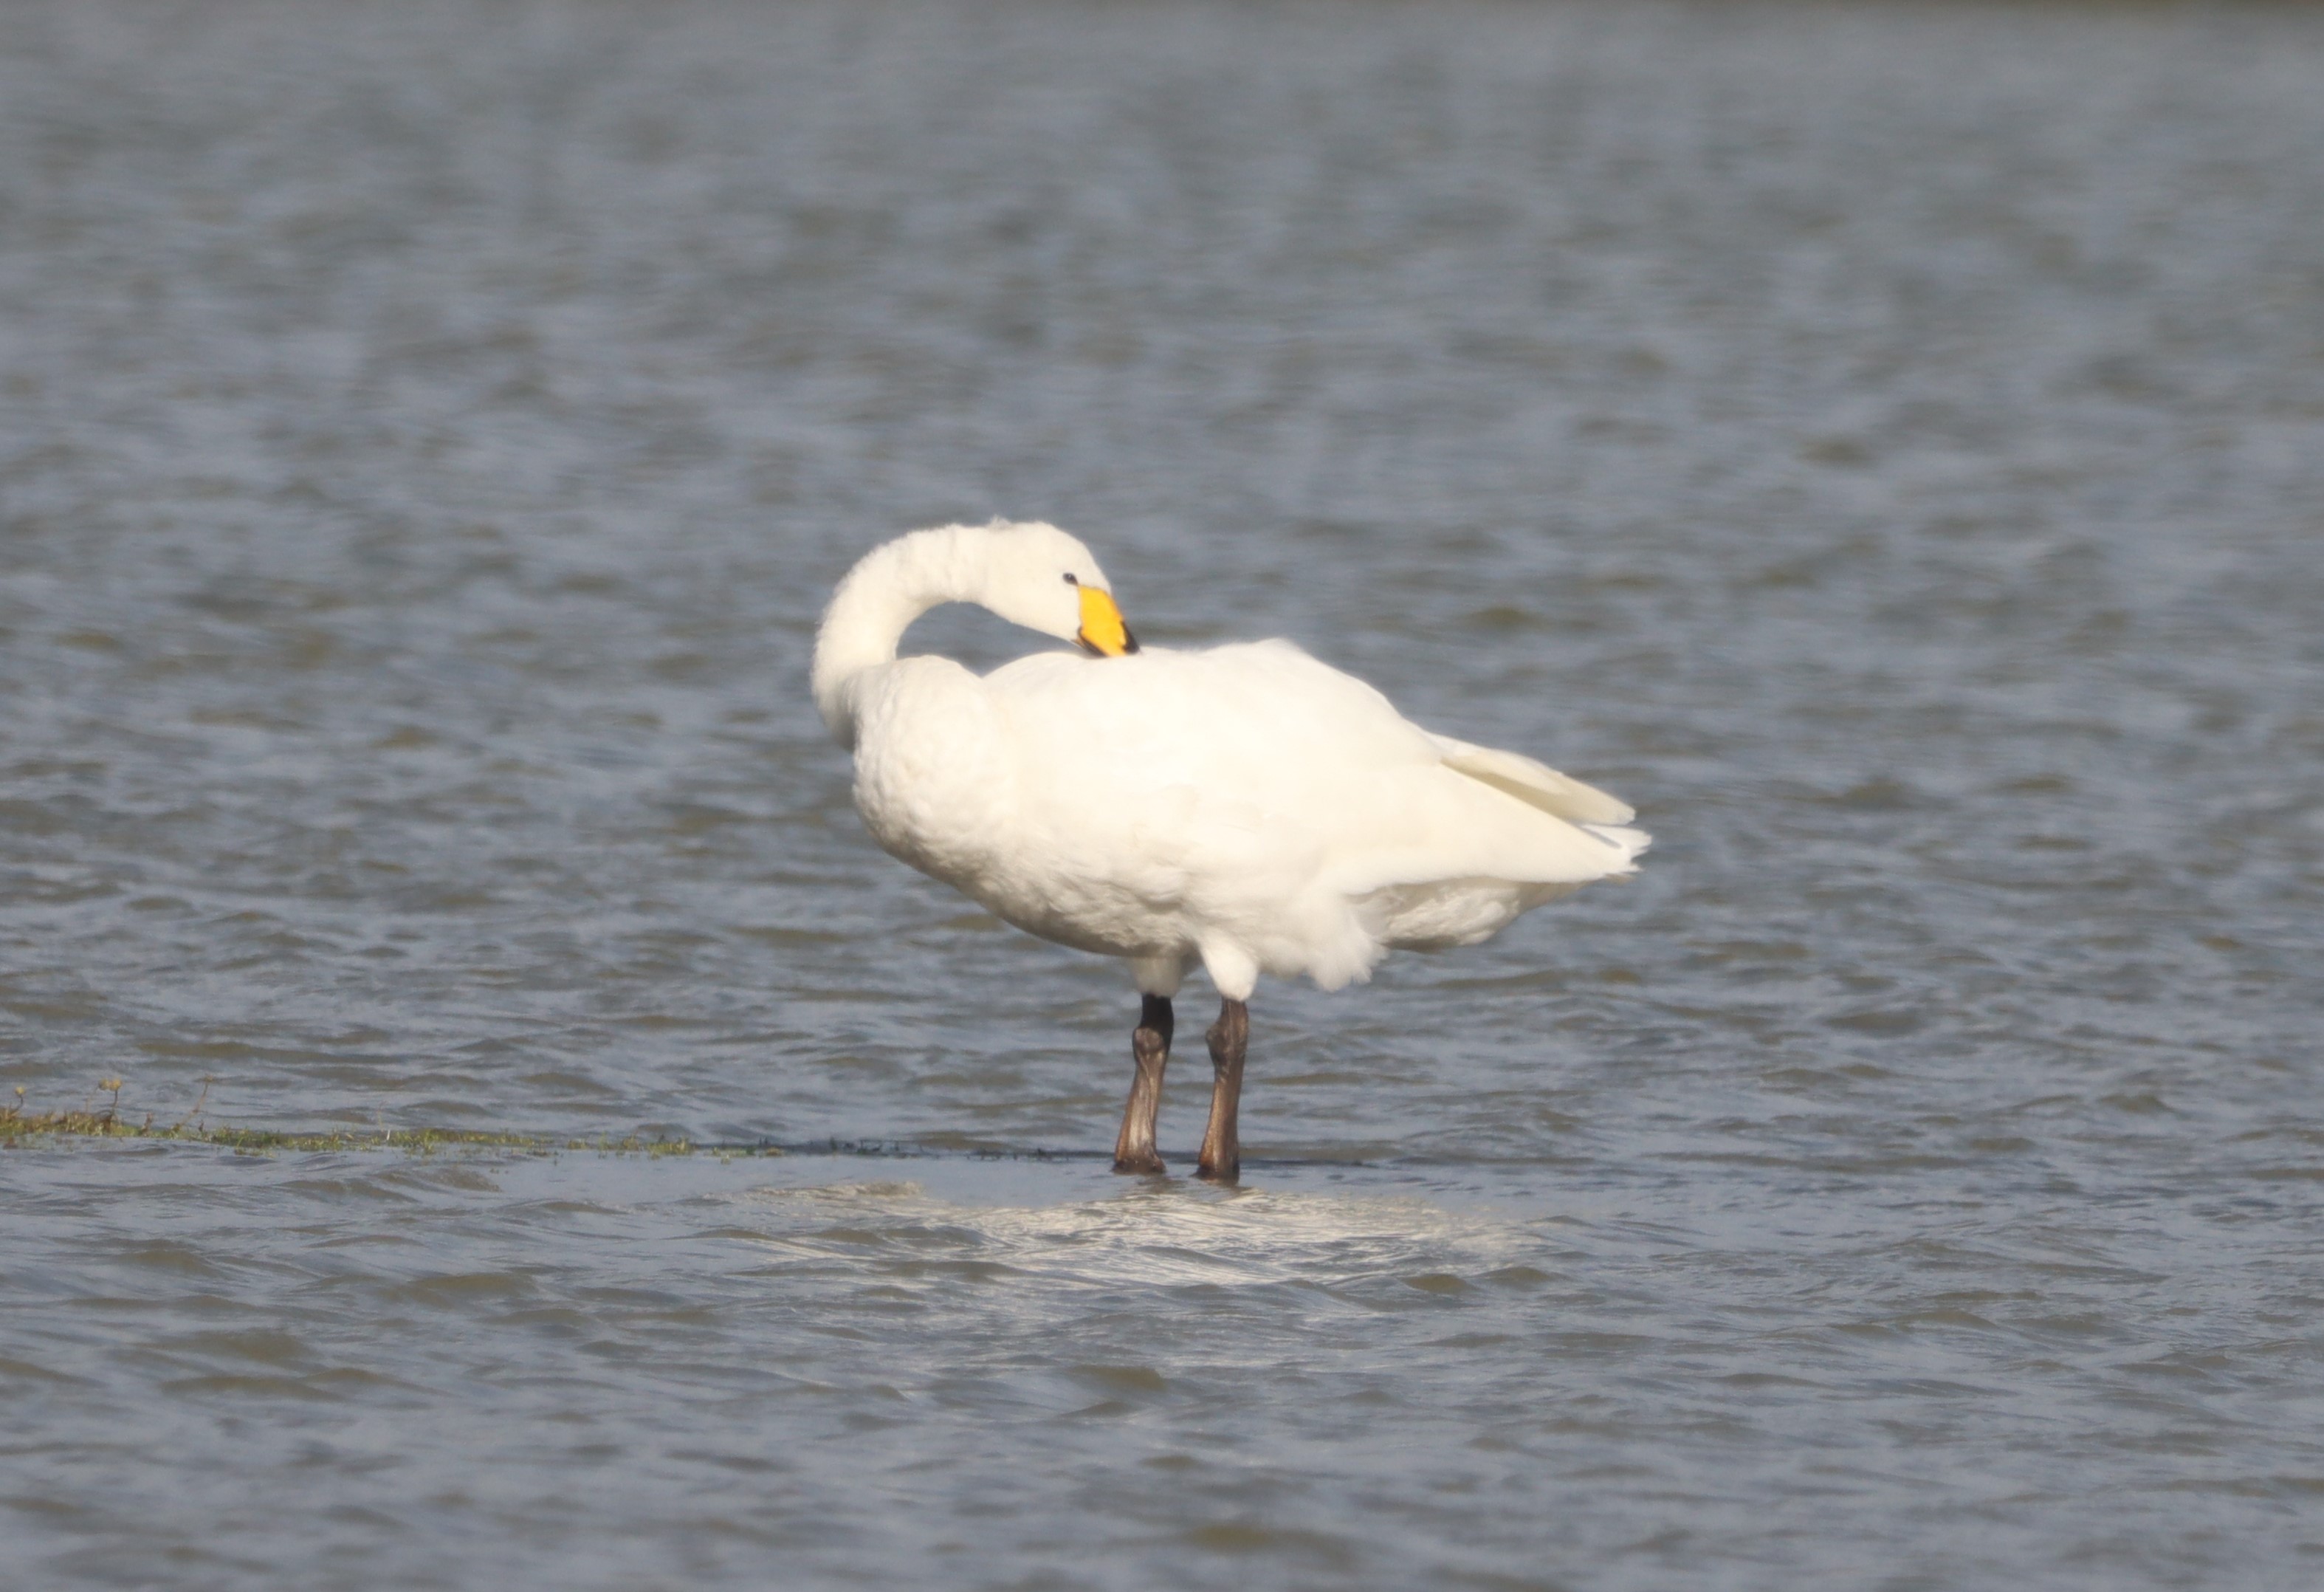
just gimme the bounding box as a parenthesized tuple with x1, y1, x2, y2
(811, 521, 1647, 1180)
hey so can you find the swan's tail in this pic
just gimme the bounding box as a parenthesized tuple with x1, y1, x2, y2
(1577, 820, 1652, 873)
(1333, 756, 1649, 956)
(1426, 730, 1649, 880)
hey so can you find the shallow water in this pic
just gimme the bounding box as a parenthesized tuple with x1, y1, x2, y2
(5, 1, 2324, 1586)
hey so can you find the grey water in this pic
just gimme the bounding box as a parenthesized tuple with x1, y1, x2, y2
(4, 0, 2323, 1586)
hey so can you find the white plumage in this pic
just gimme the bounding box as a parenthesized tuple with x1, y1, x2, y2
(811, 520, 1646, 1178)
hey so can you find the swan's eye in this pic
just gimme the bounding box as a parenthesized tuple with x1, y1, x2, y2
(1062, 573, 1079, 586)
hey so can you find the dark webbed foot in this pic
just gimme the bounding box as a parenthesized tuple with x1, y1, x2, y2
(1195, 997, 1248, 1183)
(1112, 993, 1173, 1174)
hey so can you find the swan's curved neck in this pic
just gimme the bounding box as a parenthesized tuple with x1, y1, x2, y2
(811, 527, 983, 747)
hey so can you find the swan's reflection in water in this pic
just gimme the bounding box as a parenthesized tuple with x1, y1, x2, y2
(739, 1171, 1536, 1294)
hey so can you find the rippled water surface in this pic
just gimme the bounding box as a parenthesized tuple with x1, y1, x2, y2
(6, 1, 2324, 1587)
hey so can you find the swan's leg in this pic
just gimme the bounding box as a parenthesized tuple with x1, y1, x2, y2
(1112, 994, 1173, 1174)
(1195, 998, 1248, 1183)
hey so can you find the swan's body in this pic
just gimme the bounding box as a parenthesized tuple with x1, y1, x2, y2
(813, 521, 1647, 1178)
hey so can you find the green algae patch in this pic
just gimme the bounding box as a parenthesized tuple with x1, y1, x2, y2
(1, 1084, 766, 1160)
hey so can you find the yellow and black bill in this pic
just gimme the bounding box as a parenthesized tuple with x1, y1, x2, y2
(1074, 586, 1138, 656)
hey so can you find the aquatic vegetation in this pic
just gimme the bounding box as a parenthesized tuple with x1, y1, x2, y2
(0, 1083, 759, 1159)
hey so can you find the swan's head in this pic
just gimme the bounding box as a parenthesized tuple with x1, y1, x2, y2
(974, 521, 1138, 658)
